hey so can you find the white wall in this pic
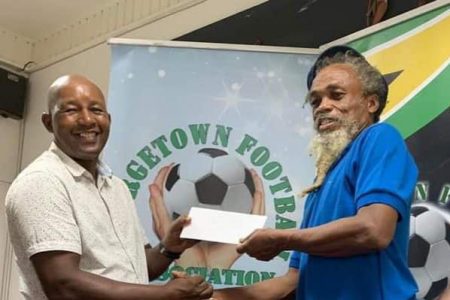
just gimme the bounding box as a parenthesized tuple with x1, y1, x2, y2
(1, 1, 266, 299)
(0, 117, 23, 299)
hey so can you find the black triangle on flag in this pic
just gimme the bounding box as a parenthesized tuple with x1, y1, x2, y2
(383, 70, 403, 85)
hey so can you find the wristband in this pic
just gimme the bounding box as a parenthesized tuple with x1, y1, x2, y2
(158, 242, 182, 259)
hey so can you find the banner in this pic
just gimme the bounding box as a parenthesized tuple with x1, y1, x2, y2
(345, 4, 450, 300)
(105, 40, 318, 287)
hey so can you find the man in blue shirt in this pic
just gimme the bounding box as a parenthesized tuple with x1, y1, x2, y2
(214, 45, 418, 300)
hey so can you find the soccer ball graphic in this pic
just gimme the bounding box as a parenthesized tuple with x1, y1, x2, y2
(409, 203, 450, 300)
(164, 148, 255, 219)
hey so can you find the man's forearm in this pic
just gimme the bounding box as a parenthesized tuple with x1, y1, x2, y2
(145, 245, 177, 280)
(287, 217, 380, 256)
(284, 205, 397, 257)
(43, 269, 171, 300)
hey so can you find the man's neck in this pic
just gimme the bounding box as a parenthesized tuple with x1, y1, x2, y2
(74, 158, 99, 180)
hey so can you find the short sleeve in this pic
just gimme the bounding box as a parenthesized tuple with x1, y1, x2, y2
(289, 250, 300, 269)
(354, 124, 418, 220)
(6, 171, 82, 258)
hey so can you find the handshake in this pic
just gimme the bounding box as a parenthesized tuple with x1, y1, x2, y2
(162, 269, 214, 300)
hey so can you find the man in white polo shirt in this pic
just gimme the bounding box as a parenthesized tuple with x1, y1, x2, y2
(6, 74, 213, 300)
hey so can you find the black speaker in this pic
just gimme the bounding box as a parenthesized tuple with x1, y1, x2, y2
(0, 67, 28, 119)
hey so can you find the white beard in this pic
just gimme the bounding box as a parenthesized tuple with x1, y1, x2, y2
(300, 120, 360, 197)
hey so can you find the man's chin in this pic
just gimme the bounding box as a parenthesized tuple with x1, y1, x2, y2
(69, 147, 102, 161)
(317, 125, 340, 134)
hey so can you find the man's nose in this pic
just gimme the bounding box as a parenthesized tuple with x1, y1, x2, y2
(78, 109, 95, 125)
(314, 97, 333, 115)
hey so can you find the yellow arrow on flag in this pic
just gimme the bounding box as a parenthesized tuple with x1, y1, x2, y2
(364, 12, 450, 116)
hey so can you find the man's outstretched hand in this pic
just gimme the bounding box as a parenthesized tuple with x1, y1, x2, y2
(237, 228, 287, 261)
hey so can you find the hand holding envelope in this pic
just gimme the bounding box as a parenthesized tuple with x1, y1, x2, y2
(180, 207, 267, 244)
(149, 166, 266, 269)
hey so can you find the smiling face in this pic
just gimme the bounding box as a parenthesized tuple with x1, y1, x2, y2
(42, 75, 111, 169)
(308, 63, 379, 134)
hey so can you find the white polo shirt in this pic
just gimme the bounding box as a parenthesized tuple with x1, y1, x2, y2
(6, 143, 149, 300)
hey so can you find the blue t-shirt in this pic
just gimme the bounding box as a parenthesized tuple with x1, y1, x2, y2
(289, 123, 418, 300)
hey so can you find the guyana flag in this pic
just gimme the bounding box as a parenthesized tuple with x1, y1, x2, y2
(347, 6, 449, 298)
(348, 4, 450, 209)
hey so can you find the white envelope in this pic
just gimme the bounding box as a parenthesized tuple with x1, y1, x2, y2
(180, 207, 267, 244)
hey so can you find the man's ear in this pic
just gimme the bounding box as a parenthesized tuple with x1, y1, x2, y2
(41, 113, 53, 133)
(367, 95, 380, 114)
